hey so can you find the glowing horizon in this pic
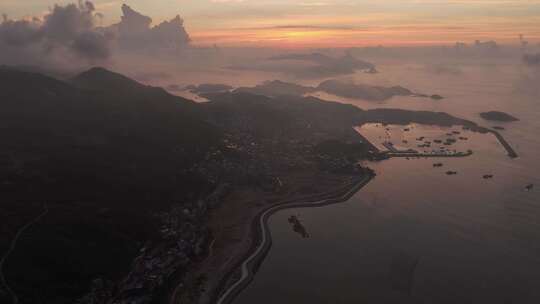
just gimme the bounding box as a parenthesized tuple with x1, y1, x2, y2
(1, 0, 539, 48)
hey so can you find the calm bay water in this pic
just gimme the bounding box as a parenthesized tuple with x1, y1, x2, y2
(233, 63, 540, 303)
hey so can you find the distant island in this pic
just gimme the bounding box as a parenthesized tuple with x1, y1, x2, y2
(480, 111, 519, 122)
(415, 93, 444, 100)
(234, 80, 317, 97)
(187, 79, 443, 102)
(317, 79, 413, 101)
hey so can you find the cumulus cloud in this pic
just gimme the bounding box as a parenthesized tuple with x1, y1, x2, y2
(0, 18, 42, 46)
(0, 2, 193, 70)
(0, 1, 111, 67)
(72, 31, 111, 60)
(42, 2, 96, 43)
(107, 4, 191, 52)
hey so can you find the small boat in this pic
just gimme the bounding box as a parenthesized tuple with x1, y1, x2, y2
(446, 171, 458, 175)
(483, 175, 494, 179)
(433, 163, 443, 167)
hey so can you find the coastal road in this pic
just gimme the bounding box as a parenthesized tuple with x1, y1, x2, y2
(216, 175, 373, 304)
(0, 204, 48, 304)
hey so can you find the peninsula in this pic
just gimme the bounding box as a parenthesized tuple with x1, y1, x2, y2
(480, 111, 519, 122)
(0, 67, 518, 304)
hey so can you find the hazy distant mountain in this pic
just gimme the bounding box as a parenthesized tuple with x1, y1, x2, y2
(209, 79, 417, 101)
(203, 91, 476, 137)
(318, 79, 413, 101)
(234, 80, 317, 97)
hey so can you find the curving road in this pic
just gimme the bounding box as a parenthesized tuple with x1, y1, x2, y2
(0, 204, 48, 304)
(216, 174, 373, 304)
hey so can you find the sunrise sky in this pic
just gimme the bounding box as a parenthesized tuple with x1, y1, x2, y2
(2, 0, 540, 47)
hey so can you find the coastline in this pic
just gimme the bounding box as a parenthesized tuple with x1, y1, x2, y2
(169, 121, 518, 304)
(212, 173, 374, 304)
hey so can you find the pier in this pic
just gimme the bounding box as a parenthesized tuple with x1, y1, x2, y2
(488, 129, 518, 158)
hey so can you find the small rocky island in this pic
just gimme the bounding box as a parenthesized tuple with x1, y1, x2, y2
(480, 111, 519, 122)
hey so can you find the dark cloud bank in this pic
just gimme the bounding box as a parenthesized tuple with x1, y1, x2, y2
(0, 1, 191, 69)
(0, 1, 109, 66)
(106, 4, 190, 52)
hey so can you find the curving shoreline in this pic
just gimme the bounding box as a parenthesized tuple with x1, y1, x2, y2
(214, 173, 375, 304)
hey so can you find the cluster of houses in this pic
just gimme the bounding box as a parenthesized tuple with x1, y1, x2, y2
(110, 200, 214, 304)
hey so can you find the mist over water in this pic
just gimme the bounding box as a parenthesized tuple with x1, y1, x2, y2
(232, 61, 540, 304)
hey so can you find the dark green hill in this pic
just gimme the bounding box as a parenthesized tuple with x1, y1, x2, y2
(0, 67, 221, 304)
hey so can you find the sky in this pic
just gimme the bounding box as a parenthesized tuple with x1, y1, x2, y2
(1, 0, 540, 48)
